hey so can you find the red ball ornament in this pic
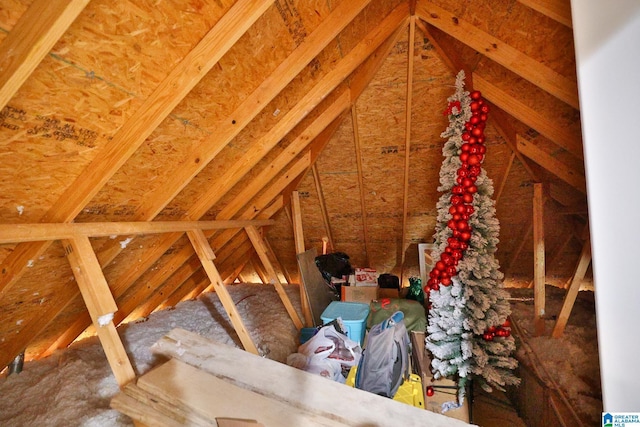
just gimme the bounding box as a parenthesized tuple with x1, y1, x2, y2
(446, 265, 457, 276)
(436, 261, 446, 271)
(471, 127, 483, 137)
(482, 333, 494, 341)
(426, 386, 435, 397)
(459, 152, 469, 163)
(452, 250, 463, 260)
(459, 242, 468, 250)
(478, 145, 487, 154)
(467, 185, 478, 194)
(503, 328, 511, 337)
(462, 177, 474, 188)
(470, 90, 482, 100)
(480, 113, 488, 122)
(460, 231, 471, 241)
(448, 219, 457, 230)
(461, 143, 471, 153)
(453, 185, 465, 195)
(427, 277, 439, 287)
(451, 195, 463, 205)
(503, 318, 511, 328)
(449, 205, 457, 215)
(469, 145, 480, 155)
(468, 154, 480, 166)
(481, 104, 490, 113)
(469, 116, 480, 125)
(457, 168, 469, 177)
(457, 220, 469, 231)
(431, 283, 440, 291)
(462, 132, 471, 141)
(477, 135, 485, 144)
(462, 193, 474, 203)
(469, 165, 481, 176)
(464, 122, 474, 131)
(456, 204, 466, 214)
(470, 101, 480, 112)
(441, 277, 452, 286)
(429, 269, 439, 279)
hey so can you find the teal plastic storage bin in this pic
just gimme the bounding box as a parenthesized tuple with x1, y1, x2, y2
(320, 301, 370, 345)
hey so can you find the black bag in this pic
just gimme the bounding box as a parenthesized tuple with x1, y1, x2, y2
(315, 252, 353, 283)
(378, 273, 400, 289)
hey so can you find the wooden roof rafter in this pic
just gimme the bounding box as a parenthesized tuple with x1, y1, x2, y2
(0, 0, 90, 111)
(416, 0, 579, 109)
(516, 0, 573, 28)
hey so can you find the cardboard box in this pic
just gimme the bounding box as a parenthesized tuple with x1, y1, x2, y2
(378, 288, 400, 299)
(341, 285, 378, 303)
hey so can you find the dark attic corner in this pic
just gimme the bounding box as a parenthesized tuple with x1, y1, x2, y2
(0, 0, 637, 425)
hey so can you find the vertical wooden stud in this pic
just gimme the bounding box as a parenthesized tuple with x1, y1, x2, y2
(292, 191, 313, 327)
(533, 183, 546, 336)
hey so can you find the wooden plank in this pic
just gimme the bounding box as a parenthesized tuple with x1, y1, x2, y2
(506, 220, 532, 275)
(517, 135, 586, 193)
(351, 105, 371, 267)
(311, 164, 335, 251)
(297, 248, 335, 327)
(65, 235, 135, 386)
(474, 74, 583, 159)
(551, 237, 591, 337)
(516, 0, 573, 28)
(533, 183, 546, 336)
(150, 328, 470, 427)
(401, 16, 416, 272)
(416, 1, 579, 108)
(0, 220, 274, 244)
(291, 191, 306, 255)
(245, 225, 303, 330)
(111, 386, 188, 427)
(0, 0, 90, 111)
(134, 0, 376, 221)
(495, 151, 516, 204)
(490, 106, 541, 182)
(291, 190, 312, 327)
(187, 229, 259, 355)
(127, 359, 345, 427)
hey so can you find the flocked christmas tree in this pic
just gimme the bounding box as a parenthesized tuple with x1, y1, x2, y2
(425, 70, 519, 406)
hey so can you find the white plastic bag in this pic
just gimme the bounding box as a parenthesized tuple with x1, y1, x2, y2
(287, 324, 362, 382)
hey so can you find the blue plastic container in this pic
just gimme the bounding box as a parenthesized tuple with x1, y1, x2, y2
(320, 301, 370, 345)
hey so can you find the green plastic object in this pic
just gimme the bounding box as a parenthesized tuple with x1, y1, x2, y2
(406, 276, 425, 305)
(367, 298, 426, 333)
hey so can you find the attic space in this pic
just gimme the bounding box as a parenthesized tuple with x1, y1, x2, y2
(0, 0, 602, 425)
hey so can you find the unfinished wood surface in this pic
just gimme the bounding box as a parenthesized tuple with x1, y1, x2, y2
(117, 358, 346, 427)
(291, 190, 312, 327)
(245, 225, 303, 330)
(150, 328, 470, 427)
(474, 74, 583, 159)
(552, 237, 591, 337)
(187, 229, 259, 355)
(417, 1, 579, 108)
(65, 235, 135, 386)
(297, 248, 335, 326)
(0, 0, 90, 111)
(533, 183, 546, 336)
(400, 16, 416, 271)
(133, 0, 373, 221)
(516, 0, 572, 28)
(0, 220, 274, 244)
(516, 135, 586, 193)
(311, 164, 335, 251)
(351, 105, 371, 267)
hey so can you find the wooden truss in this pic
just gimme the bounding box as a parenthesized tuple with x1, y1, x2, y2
(0, 219, 301, 387)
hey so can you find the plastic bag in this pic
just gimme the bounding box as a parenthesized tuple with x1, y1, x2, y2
(287, 324, 362, 383)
